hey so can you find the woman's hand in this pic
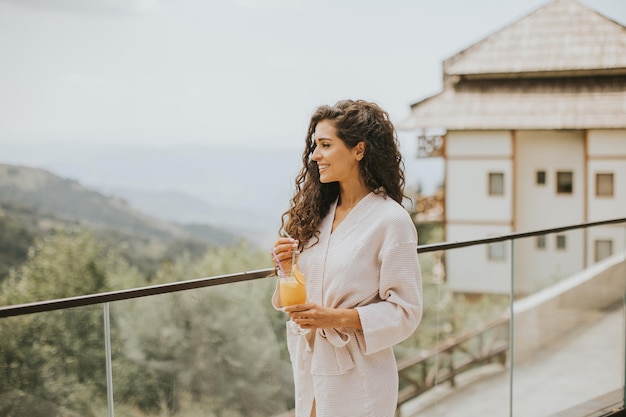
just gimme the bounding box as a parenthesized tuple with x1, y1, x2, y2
(284, 303, 362, 331)
(272, 237, 299, 275)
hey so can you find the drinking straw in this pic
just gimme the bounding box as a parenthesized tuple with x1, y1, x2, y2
(282, 230, 296, 278)
(290, 247, 296, 278)
(271, 249, 287, 277)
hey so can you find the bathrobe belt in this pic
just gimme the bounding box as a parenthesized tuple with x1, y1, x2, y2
(302, 327, 356, 375)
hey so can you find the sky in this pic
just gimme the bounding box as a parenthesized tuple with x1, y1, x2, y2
(1, 0, 625, 150)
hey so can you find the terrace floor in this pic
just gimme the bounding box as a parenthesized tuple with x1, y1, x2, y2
(400, 307, 624, 417)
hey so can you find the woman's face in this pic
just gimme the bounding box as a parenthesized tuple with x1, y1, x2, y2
(311, 120, 363, 184)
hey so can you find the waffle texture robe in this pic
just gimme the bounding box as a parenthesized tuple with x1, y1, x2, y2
(272, 192, 423, 417)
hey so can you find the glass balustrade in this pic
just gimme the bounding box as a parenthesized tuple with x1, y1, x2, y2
(397, 243, 513, 416)
(107, 278, 291, 417)
(510, 222, 626, 417)
(0, 220, 624, 417)
(0, 305, 108, 416)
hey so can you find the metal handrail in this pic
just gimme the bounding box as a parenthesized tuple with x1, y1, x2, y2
(1, 217, 624, 319)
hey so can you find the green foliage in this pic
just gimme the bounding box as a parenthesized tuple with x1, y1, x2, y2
(0, 229, 144, 305)
(0, 229, 145, 416)
(416, 221, 444, 245)
(0, 231, 293, 417)
(0, 201, 511, 417)
(0, 163, 235, 270)
(151, 241, 270, 283)
(0, 210, 36, 281)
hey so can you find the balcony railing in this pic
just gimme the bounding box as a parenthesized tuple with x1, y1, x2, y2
(0, 218, 624, 417)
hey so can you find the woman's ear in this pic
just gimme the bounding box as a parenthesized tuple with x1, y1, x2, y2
(355, 141, 365, 161)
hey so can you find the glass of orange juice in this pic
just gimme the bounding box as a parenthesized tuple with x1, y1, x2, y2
(278, 265, 309, 334)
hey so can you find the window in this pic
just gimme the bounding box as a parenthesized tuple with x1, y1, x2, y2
(556, 234, 567, 250)
(488, 242, 506, 261)
(536, 170, 546, 185)
(556, 171, 573, 194)
(594, 240, 613, 262)
(489, 172, 504, 195)
(536, 235, 546, 249)
(596, 173, 614, 197)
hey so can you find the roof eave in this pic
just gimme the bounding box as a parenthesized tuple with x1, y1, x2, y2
(448, 68, 626, 80)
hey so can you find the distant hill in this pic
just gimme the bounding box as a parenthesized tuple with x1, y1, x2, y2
(97, 186, 279, 246)
(0, 163, 238, 246)
(0, 143, 305, 247)
(0, 142, 444, 248)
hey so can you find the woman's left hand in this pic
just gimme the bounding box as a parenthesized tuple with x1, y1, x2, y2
(284, 303, 362, 330)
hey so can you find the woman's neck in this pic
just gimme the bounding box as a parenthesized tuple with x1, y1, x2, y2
(338, 182, 370, 210)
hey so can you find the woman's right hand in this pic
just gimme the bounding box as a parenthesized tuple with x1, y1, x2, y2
(272, 237, 299, 275)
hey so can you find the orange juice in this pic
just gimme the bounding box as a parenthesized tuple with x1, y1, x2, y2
(279, 277, 306, 306)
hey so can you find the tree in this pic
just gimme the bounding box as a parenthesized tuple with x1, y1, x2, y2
(0, 228, 145, 416)
(0, 212, 36, 282)
(0, 231, 295, 417)
(112, 243, 292, 416)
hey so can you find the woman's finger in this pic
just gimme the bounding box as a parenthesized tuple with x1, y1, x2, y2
(273, 237, 294, 248)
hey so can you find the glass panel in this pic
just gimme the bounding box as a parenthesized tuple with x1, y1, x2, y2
(0, 305, 108, 416)
(1, 221, 623, 417)
(397, 246, 512, 416)
(109, 278, 291, 417)
(511, 223, 626, 416)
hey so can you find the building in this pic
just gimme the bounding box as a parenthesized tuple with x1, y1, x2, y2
(400, 0, 626, 295)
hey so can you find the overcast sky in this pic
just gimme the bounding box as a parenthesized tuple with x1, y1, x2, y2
(1, 0, 625, 150)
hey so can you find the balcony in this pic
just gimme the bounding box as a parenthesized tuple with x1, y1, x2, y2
(1, 218, 624, 417)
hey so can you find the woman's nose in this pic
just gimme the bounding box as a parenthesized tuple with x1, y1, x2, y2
(311, 146, 320, 161)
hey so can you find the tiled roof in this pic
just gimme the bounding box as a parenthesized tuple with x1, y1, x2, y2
(400, 0, 626, 130)
(444, 0, 626, 78)
(399, 76, 626, 130)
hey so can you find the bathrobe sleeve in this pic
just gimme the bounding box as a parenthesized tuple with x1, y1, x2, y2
(355, 208, 423, 355)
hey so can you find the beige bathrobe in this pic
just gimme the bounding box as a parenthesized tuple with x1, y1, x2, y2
(273, 192, 423, 417)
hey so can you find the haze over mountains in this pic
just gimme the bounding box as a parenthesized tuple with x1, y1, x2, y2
(1, 143, 301, 246)
(0, 163, 238, 245)
(0, 140, 443, 246)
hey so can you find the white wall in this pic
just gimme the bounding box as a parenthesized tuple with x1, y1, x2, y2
(587, 224, 626, 266)
(512, 230, 585, 295)
(443, 129, 624, 295)
(446, 131, 513, 226)
(512, 252, 625, 364)
(445, 225, 586, 296)
(445, 224, 512, 294)
(515, 130, 585, 231)
(587, 129, 626, 222)
(513, 131, 586, 294)
(587, 129, 626, 155)
(446, 131, 512, 157)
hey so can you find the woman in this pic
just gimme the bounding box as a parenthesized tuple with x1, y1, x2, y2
(271, 99, 423, 417)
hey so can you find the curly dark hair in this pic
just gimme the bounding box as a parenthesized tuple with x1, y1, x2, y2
(280, 99, 407, 247)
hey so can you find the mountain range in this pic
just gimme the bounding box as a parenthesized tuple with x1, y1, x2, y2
(0, 141, 443, 247)
(0, 163, 238, 246)
(0, 143, 307, 246)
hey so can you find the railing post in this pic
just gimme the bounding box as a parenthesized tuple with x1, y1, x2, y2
(103, 302, 115, 417)
(509, 239, 515, 417)
(623, 225, 626, 407)
(449, 349, 456, 387)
